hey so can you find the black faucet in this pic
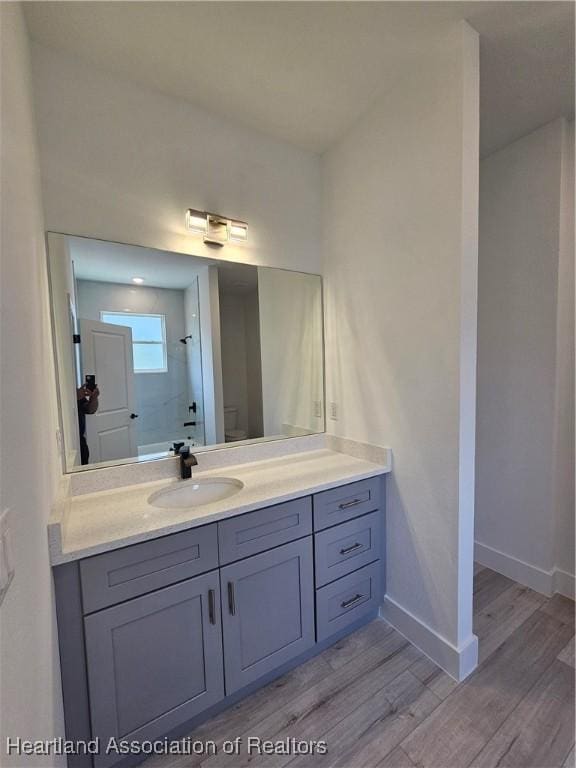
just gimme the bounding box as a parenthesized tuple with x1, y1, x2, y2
(178, 445, 198, 480)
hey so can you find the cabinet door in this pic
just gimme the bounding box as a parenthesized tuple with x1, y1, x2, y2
(84, 572, 224, 768)
(220, 537, 314, 695)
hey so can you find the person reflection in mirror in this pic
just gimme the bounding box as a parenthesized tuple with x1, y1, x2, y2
(77, 385, 100, 465)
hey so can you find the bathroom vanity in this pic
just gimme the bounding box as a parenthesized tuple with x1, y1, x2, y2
(50, 450, 388, 768)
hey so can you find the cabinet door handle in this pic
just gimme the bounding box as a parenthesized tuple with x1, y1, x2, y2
(208, 589, 216, 625)
(341, 593, 363, 609)
(340, 542, 363, 556)
(338, 498, 361, 510)
(227, 582, 236, 616)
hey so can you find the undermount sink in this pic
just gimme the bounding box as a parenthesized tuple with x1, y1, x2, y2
(148, 477, 244, 509)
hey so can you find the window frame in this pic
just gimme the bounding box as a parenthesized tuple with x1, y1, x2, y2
(99, 311, 168, 374)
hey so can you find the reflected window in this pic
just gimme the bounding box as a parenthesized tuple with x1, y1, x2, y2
(100, 311, 167, 373)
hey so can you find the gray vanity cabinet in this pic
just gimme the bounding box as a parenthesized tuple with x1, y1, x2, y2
(84, 571, 224, 768)
(220, 537, 315, 694)
(54, 475, 385, 768)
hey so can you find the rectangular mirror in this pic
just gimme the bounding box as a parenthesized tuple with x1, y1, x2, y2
(47, 233, 324, 472)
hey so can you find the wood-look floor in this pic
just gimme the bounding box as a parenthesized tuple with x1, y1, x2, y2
(145, 566, 575, 768)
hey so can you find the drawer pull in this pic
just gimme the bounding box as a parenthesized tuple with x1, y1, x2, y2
(338, 498, 362, 510)
(208, 589, 216, 625)
(341, 593, 363, 609)
(227, 581, 236, 616)
(339, 542, 363, 556)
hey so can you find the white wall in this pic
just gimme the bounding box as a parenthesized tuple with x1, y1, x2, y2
(184, 278, 205, 446)
(219, 292, 250, 437)
(258, 268, 324, 438)
(46, 234, 81, 466)
(243, 291, 264, 439)
(555, 120, 575, 590)
(198, 267, 225, 445)
(0, 4, 65, 765)
(30, 43, 321, 274)
(475, 118, 575, 597)
(218, 287, 264, 440)
(322, 22, 479, 678)
(76, 280, 189, 447)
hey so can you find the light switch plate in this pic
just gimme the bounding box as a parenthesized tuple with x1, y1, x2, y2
(329, 401, 339, 421)
(0, 508, 15, 607)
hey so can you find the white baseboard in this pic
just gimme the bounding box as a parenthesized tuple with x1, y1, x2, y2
(474, 541, 553, 596)
(553, 569, 576, 600)
(381, 595, 478, 682)
(475, 541, 575, 599)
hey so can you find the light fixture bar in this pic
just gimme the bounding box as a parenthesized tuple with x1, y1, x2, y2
(230, 220, 248, 243)
(185, 209, 248, 246)
(185, 209, 208, 234)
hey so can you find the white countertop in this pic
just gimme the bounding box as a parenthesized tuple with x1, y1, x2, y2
(48, 448, 390, 564)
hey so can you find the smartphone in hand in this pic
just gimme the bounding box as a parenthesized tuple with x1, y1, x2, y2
(85, 375, 97, 392)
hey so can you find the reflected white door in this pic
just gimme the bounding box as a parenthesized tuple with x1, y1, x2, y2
(79, 318, 137, 462)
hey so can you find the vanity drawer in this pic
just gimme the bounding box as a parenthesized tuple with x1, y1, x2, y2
(316, 560, 382, 642)
(313, 477, 381, 531)
(314, 511, 382, 588)
(80, 524, 218, 613)
(218, 497, 312, 565)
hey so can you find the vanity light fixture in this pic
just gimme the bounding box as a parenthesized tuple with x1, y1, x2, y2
(185, 210, 208, 235)
(132, 277, 144, 284)
(230, 222, 248, 243)
(185, 209, 248, 247)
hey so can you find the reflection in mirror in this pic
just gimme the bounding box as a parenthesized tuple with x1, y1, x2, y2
(47, 234, 325, 472)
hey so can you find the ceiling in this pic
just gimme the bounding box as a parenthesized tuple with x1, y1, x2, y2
(25, 2, 574, 157)
(70, 236, 212, 288)
(70, 235, 259, 293)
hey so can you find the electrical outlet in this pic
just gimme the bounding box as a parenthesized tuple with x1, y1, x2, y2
(0, 508, 15, 607)
(329, 401, 338, 421)
(312, 400, 322, 419)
